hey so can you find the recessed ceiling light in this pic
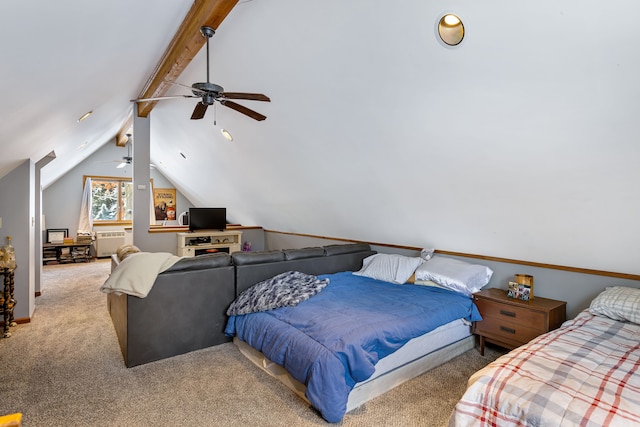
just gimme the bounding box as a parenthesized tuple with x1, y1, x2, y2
(77, 110, 93, 123)
(221, 129, 233, 141)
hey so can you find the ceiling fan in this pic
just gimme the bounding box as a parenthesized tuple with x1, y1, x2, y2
(116, 155, 132, 169)
(94, 151, 132, 168)
(96, 135, 155, 169)
(115, 138, 132, 168)
(132, 26, 270, 121)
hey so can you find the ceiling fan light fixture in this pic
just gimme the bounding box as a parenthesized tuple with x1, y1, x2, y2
(221, 129, 233, 141)
(77, 110, 93, 123)
(116, 162, 127, 169)
(132, 26, 269, 122)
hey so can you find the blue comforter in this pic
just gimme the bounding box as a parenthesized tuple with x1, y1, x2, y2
(224, 271, 481, 423)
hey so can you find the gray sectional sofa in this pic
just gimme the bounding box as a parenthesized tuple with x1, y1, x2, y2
(107, 243, 375, 367)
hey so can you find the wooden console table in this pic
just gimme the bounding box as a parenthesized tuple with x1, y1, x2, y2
(177, 230, 242, 257)
(1, 267, 16, 338)
(43, 242, 92, 264)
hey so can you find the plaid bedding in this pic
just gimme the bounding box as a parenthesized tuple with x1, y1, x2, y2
(450, 310, 640, 426)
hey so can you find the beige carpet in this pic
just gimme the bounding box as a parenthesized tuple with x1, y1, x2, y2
(0, 259, 505, 426)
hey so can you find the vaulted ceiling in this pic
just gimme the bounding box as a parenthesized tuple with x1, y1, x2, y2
(0, 0, 238, 186)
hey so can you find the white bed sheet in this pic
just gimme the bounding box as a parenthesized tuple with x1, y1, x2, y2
(363, 318, 471, 383)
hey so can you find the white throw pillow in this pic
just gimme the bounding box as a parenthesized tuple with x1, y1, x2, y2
(353, 254, 424, 284)
(413, 255, 493, 296)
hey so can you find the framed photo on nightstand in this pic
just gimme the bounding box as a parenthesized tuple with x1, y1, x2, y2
(507, 281, 532, 301)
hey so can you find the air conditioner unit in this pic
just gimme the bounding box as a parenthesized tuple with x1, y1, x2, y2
(95, 231, 125, 258)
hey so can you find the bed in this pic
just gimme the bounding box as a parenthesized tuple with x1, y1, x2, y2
(225, 252, 493, 423)
(450, 285, 640, 427)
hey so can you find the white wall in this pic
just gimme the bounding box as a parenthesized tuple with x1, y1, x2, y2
(146, 0, 640, 276)
(0, 160, 35, 319)
(265, 231, 640, 319)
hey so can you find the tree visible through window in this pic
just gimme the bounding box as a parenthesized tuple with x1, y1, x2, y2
(90, 178, 133, 223)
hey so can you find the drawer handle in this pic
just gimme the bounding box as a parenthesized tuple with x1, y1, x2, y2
(500, 326, 516, 334)
(500, 309, 516, 318)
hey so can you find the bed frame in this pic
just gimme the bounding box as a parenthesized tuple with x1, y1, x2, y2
(235, 333, 473, 413)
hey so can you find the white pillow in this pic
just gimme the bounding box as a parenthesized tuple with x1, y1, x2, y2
(413, 255, 493, 296)
(353, 254, 424, 284)
(589, 286, 640, 324)
(413, 279, 447, 290)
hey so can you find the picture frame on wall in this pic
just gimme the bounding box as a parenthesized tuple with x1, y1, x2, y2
(46, 228, 69, 244)
(153, 188, 177, 221)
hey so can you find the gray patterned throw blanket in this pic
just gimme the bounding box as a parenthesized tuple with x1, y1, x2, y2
(227, 271, 330, 316)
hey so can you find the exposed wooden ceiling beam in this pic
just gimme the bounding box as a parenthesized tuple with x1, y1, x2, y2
(135, 0, 239, 118)
(115, 111, 133, 147)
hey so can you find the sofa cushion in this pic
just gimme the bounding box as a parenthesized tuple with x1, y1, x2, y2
(164, 253, 231, 273)
(323, 243, 371, 256)
(283, 247, 325, 260)
(232, 250, 286, 266)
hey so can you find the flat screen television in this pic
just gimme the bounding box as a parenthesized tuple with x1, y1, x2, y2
(188, 208, 226, 231)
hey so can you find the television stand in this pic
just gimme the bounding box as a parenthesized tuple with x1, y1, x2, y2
(177, 230, 242, 257)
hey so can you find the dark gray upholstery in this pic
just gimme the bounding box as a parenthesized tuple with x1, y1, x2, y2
(323, 242, 372, 256)
(165, 252, 232, 272)
(283, 247, 326, 260)
(231, 250, 285, 265)
(107, 243, 375, 367)
(234, 244, 375, 295)
(108, 253, 235, 368)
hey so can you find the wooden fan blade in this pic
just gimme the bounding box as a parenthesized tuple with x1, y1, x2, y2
(222, 101, 267, 121)
(222, 92, 270, 102)
(191, 102, 208, 120)
(132, 94, 197, 102)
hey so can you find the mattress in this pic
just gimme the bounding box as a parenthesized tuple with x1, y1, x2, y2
(364, 318, 471, 383)
(235, 318, 473, 414)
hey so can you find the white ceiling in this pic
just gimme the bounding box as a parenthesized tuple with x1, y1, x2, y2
(0, 0, 193, 184)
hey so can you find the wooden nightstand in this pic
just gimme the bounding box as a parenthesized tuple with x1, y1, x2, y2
(473, 288, 566, 355)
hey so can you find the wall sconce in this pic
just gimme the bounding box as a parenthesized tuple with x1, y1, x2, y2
(437, 13, 465, 46)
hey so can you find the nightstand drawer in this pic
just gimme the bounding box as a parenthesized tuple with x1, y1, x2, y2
(474, 319, 542, 345)
(474, 298, 546, 330)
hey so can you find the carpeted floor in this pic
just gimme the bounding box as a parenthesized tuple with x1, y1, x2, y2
(0, 259, 505, 426)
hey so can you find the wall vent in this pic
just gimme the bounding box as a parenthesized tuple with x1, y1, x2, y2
(95, 231, 125, 257)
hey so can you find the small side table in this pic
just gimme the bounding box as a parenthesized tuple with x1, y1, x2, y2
(1, 267, 16, 338)
(473, 288, 566, 355)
